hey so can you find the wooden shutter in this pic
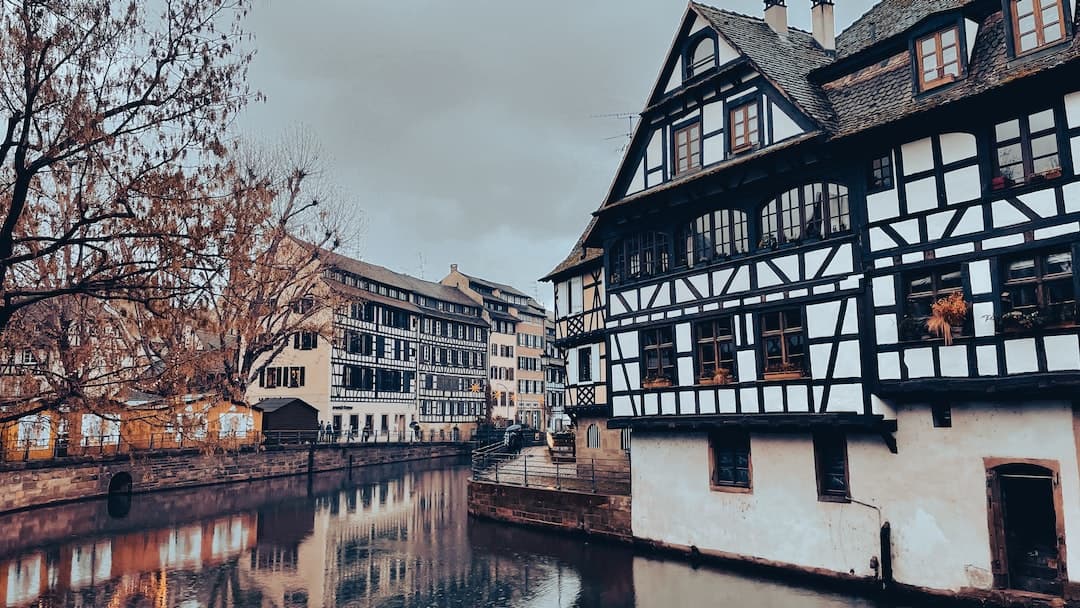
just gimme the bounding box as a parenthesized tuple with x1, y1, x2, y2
(986, 468, 1009, 588)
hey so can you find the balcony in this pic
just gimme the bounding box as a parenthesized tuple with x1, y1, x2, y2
(554, 310, 605, 349)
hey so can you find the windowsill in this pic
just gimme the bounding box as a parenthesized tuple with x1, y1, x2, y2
(990, 171, 1065, 195)
(710, 483, 752, 494)
(761, 371, 806, 381)
(897, 335, 973, 345)
(1008, 38, 1073, 66)
(817, 494, 851, 504)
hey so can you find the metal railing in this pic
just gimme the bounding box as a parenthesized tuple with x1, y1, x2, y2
(471, 448, 630, 495)
(0, 427, 477, 463)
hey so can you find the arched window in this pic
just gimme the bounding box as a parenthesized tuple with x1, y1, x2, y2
(610, 231, 670, 284)
(686, 36, 717, 78)
(677, 209, 749, 268)
(587, 424, 601, 449)
(759, 183, 850, 249)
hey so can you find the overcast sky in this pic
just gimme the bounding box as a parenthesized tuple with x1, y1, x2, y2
(239, 0, 873, 308)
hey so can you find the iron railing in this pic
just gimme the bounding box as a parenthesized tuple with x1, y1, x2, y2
(0, 427, 477, 463)
(471, 447, 630, 495)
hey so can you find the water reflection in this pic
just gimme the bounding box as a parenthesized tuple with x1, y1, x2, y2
(0, 458, 907, 608)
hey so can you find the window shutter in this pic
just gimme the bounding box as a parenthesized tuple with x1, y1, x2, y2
(258, 368, 265, 388)
(299, 367, 305, 387)
(293, 333, 299, 349)
(592, 347, 601, 384)
(312, 333, 318, 348)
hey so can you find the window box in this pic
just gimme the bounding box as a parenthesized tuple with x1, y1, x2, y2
(763, 370, 803, 381)
(991, 175, 1013, 190)
(642, 376, 673, 389)
(698, 369, 733, 386)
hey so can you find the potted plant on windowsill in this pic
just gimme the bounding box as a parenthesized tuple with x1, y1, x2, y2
(898, 315, 928, 342)
(998, 309, 1046, 334)
(642, 375, 673, 389)
(928, 292, 969, 346)
(698, 368, 733, 386)
(991, 175, 1013, 190)
(763, 362, 803, 381)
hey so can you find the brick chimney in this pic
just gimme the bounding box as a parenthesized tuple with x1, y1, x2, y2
(450, 264, 458, 273)
(764, 0, 788, 35)
(812, 0, 836, 52)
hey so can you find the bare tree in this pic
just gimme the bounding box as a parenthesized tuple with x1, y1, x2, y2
(0, 0, 257, 333)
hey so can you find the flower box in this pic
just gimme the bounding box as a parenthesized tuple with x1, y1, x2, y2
(642, 377, 672, 389)
(698, 371, 733, 386)
(763, 370, 803, 381)
(991, 176, 1012, 190)
(1041, 167, 1063, 180)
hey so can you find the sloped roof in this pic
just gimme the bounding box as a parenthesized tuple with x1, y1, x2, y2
(825, 9, 1080, 138)
(691, 2, 836, 126)
(256, 397, 317, 413)
(836, 0, 972, 59)
(461, 273, 530, 299)
(542, 217, 603, 282)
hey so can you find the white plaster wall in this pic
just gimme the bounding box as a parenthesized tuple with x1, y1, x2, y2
(631, 402, 1080, 593)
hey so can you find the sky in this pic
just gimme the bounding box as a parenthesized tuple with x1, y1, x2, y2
(238, 0, 874, 309)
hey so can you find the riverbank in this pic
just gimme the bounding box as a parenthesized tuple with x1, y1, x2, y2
(0, 441, 470, 514)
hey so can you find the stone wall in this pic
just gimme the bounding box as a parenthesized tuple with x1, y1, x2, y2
(0, 442, 469, 514)
(467, 480, 631, 542)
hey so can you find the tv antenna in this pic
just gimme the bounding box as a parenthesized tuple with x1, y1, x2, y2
(591, 112, 638, 153)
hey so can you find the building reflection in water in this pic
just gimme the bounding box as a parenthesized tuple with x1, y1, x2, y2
(0, 459, 904, 608)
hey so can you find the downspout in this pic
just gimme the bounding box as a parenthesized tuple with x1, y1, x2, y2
(849, 498, 892, 591)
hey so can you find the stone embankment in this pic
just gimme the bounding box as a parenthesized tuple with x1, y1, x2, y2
(0, 442, 469, 513)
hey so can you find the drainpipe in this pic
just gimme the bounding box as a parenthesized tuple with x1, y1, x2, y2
(849, 498, 892, 591)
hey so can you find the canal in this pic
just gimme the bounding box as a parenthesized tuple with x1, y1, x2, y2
(0, 457, 917, 607)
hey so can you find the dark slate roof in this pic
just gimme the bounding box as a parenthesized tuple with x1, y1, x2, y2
(541, 217, 603, 282)
(461, 272, 530, 299)
(825, 10, 1080, 138)
(691, 2, 836, 126)
(256, 397, 317, 413)
(836, 0, 972, 60)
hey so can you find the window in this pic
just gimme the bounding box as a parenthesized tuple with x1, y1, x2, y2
(586, 424, 601, 449)
(1002, 249, 1076, 325)
(620, 428, 632, 452)
(759, 183, 850, 249)
(260, 366, 305, 388)
(932, 403, 953, 428)
(694, 316, 735, 381)
(676, 209, 750, 268)
(709, 431, 751, 490)
(916, 27, 962, 91)
(610, 231, 670, 284)
(291, 297, 314, 315)
(641, 326, 676, 382)
(578, 347, 593, 382)
(344, 365, 373, 390)
(729, 102, 759, 153)
(868, 154, 894, 193)
(813, 431, 849, 501)
(674, 122, 702, 176)
(903, 265, 967, 341)
(760, 309, 805, 377)
(686, 36, 716, 78)
(1010, 0, 1066, 55)
(993, 109, 1062, 186)
(294, 331, 318, 350)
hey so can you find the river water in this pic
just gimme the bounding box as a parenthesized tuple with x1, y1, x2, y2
(0, 457, 914, 607)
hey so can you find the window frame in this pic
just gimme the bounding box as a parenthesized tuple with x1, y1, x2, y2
(902, 265, 970, 342)
(759, 182, 851, 249)
(586, 424, 601, 449)
(708, 430, 752, 492)
(759, 308, 807, 378)
(728, 100, 760, 154)
(684, 34, 718, 79)
(578, 346, 593, 383)
(1001, 248, 1077, 326)
(693, 315, 737, 382)
(1008, 0, 1069, 56)
(914, 26, 964, 91)
(813, 431, 850, 502)
(676, 209, 750, 268)
(610, 231, 671, 285)
(673, 120, 703, 176)
(867, 153, 895, 194)
(640, 326, 676, 383)
(992, 108, 1064, 187)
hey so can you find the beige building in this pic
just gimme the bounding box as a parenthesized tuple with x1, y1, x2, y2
(441, 266, 548, 428)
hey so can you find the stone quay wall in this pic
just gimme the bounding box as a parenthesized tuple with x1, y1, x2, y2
(467, 480, 632, 542)
(0, 442, 470, 514)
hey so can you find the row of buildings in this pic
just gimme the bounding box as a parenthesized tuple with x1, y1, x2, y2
(543, 0, 1080, 603)
(246, 251, 563, 440)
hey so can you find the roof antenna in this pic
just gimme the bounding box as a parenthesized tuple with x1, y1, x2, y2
(418, 252, 426, 280)
(591, 112, 638, 153)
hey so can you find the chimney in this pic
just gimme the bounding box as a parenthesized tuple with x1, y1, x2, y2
(450, 264, 458, 273)
(764, 0, 788, 35)
(812, 0, 836, 52)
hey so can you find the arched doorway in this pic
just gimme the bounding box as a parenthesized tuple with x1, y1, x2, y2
(986, 461, 1066, 595)
(108, 471, 133, 496)
(107, 472, 134, 519)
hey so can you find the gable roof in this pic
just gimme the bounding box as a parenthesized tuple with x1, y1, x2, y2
(690, 2, 836, 126)
(836, 0, 972, 60)
(255, 397, 317, 413)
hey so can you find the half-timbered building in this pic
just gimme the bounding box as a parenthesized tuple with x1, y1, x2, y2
(578, 0, 1080, 602)
(248, 249, 488, 440)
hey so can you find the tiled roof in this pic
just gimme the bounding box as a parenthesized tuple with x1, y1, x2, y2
(691, 2, 836, 126)
(835, 0, 972, 60)
(825, 10, 1080, 138)
(541, 217, 603, 282)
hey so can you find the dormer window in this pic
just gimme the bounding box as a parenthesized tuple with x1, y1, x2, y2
(916, 27, 962, 91)
(686, 36, 717, 79)
(1010, 0, 1067, 55)
(729, 101, 759, 154)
